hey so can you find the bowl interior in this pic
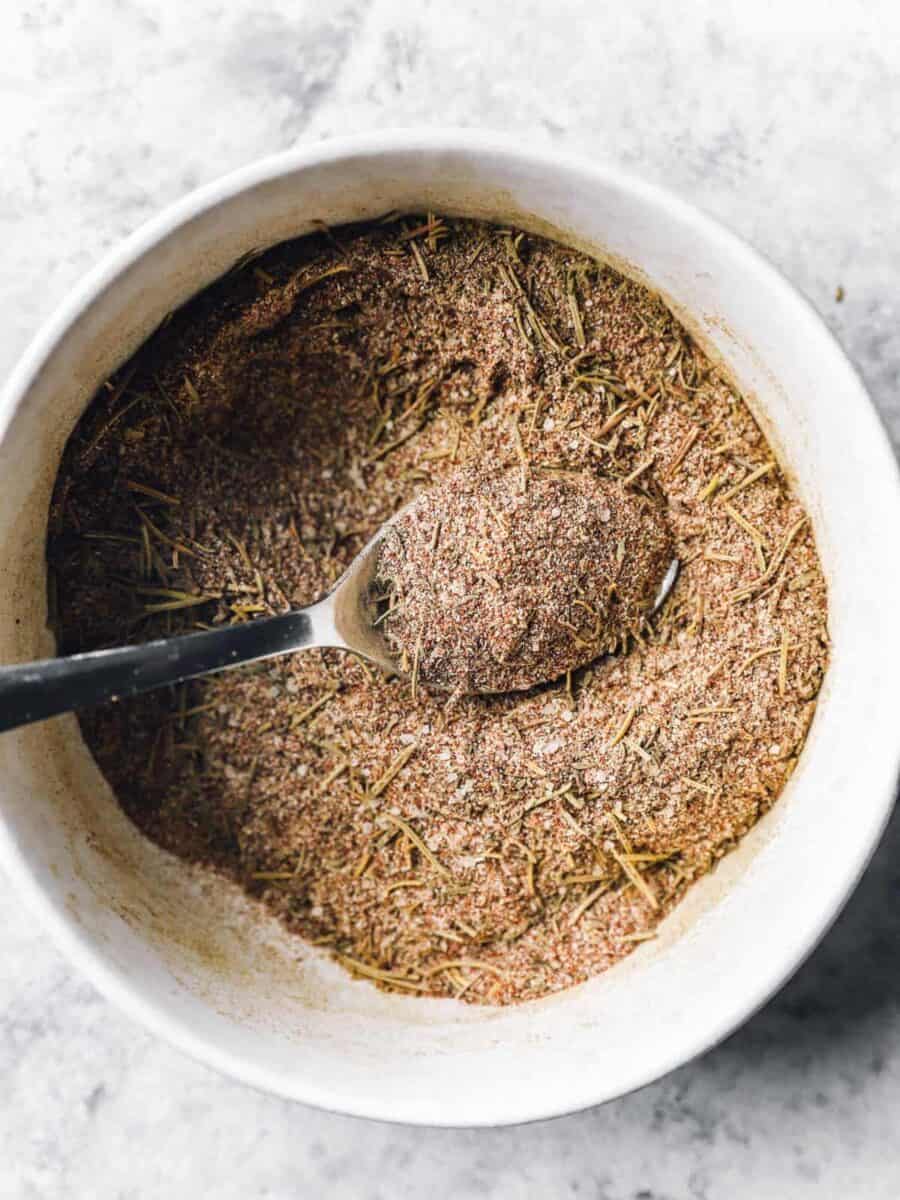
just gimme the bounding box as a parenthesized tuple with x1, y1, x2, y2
(1, 136, 898, 1125)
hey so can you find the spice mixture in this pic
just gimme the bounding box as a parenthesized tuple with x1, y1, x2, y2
(375, 465, 674, 694)
(48, 214, 829, 1005)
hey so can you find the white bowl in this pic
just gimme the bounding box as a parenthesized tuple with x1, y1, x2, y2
(1, 130, 898, 1127)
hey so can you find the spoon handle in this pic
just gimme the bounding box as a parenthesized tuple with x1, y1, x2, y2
(0, 608, 323, 734)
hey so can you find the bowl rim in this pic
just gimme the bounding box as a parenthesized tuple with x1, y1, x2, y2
(1, 127, 898, 1126)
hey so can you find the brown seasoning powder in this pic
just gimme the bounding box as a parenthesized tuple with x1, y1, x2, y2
(47, 216, 829, 1005)
(375, 465, 674, 694)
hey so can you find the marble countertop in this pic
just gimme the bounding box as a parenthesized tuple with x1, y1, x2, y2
(2, 2, 899, 1195)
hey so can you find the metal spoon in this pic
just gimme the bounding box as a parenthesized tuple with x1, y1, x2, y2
(0, 514, 678, 734)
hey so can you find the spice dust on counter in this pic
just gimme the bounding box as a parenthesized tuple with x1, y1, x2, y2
(48, 215, 829, 1005)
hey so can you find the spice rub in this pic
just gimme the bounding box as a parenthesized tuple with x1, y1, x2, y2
(47, 214, 829, 1005)
(376, 465, 674, 693)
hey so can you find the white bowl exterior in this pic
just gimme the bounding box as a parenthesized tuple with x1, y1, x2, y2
(0, 132, 898, 1126)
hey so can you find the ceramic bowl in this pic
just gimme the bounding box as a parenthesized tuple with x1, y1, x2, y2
(1, 130, 898, 1126)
